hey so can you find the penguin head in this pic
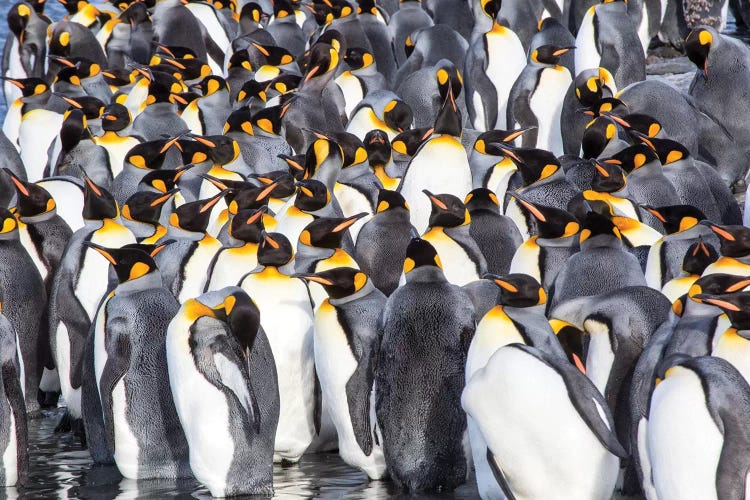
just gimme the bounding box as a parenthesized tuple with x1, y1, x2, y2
(296, 267, 371, 299)
(306, 129, 367, 168)
(383, 98, 413, 134)
(251, 103, 290, 137)
(83, 176, 118, 221)
(119, 1, 151, 25)
(500, 146, 560, 186)
(101, 68, 133, 88)
(266, 74, 301, 97)
(101, 103, 132, 132)
(424, 190, 469, 228)
(258, 231, 294, 266)
(485, 273, 547, 308)
(71, 57, 102, 81)
(58, 111, 91, 151)
(280, 153, 307, 180)
(201, 174, 254, 200)
(54, 66, 83, 88)
(464, 188, 500, 213)
(60, 95, 105, 120)
(4, 169, 56, 218)
(648, 138, 690, 166)
(145, 78, 185, 105)
(235, 80, 268, 107)
(0, 207, 18, 239)
(299, 213, 366, 248)
(364, 129, 392, 166)
(179, 137, 214, 165)
(701, 222, 750, 258)
(685, 27, 714, 76)
(642, 205, 705, 234)
(579, 211, 621, 246)
(227, 182, 277, 214)
(530, 45, 574, 65)
(8, 3, 31, 42)
(126, 137, 181, 170)
(49, 26, 73, 57)
(2, 77, 48, 98)
(303, 43, 339, 83)
(682, 238, 719, 276)
(549, 319, 587, 373)
(304, 138, 344, 179)
(604, 144, 658, 174)
(689, 274, 750, 303)
(474, 127, 534, 155)
(250, 171, 296, 199)
(228, 49, 254, 73)
(375, 189, 409, 213)
(403, 237, 443, 276)
(210, 289, 262, 353)
(294, 179, 331, 212)
(169, 191, 226, 233)
(192, 75, 229, 97)
(621, 114, 663, 141)
(573, 67, 616, 107)
(433, 87, 461, 136)
(435, 60, 462, 103)
(693, 291, 750, 330)
(508, 192, 580, 239)
(272, 0, 295, 19)
(229, 207, 266, 243)
(239, 2, 265, 30)
(581, 116, 618, 159)
(391, 127, 433, 157)
(83, 241, 162, 284)
(356, 0, 380, 16)
(344, 47, 375, 71)
(479, 0, 501, 20)
(122, 189, 178, 225)
(191, 134, 240, 165)
(591, 159, 626, 193)
(140, 169, 178, 193)
(224, 107, 256, 136)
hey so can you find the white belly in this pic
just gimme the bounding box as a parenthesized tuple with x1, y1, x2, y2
(275, 211, 313, 247)
(18, 225, 46, 281)
(423, 231, 479, 286)
(166, 317, 234, 495)
(713, 332, 750, 384)
(36, 179, 85, 232)
(509, 240, 542, 282)
(648, 367, 722, 500)
(15, 338, 24, 400)
(575, 8, 601, 75)
(18, 110, 63, 181)
(2, 410, 17, 486)
(333, 183, 372, 241)
(4, 39, 24, 109)
(485, 30, 526, 130)
(463, 346, 620, 499)
(241, 275, 316, 461)
(346, 108, 397, 141)
(56, 323, 81, 418)
(314, 305, 386, 479)
(467, 417, 504, 500)
(529, 67, 571, 156)
(2, 101, 22, 149)
(112, 379, 141, 479)
(93, 298, 110, 398)
(335, 73, 364, 120)
(207, 247, 258, 291)
(180, 101, 203, 136)
(400, 136, 472, 234)
(584, 319, 615, 395)
(178, 239, 222, 302)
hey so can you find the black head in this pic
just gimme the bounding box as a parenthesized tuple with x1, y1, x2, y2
(424, 190, 469, 228)
(383, 98, 413, 133)
(101, 103, 131, 131)
(682, 238, 718, 275)
(212, 289, 262, 352)
(236, 79, 268, 106)
(140, 169, 178, 193)
(296, 267, 370, 299)
(192, 135, 240, 164)
(591, 159, 626, 193)
(433, 88, 460, 136)
(530, 45, 574, 65)
(227, 182, 278, 213)
(192, 75, 229, 97)
(403, 237, 442, 274)
(303, 138, 343, 179)
(122, 189, 178, 225)
(250, 171, 295, 199)
(169, 191, 225, 233)
(603, 144, 658, 174)
(391, 127, 433, 156)
(701, 222, 750, 258)
(251, 103, 290, 136)
(293, 180, 329, 210)
(479, 0, 501, 20)
(435, 61, 462, 103)
(648, 138, 690, 165)
(83, 242, 158, 284)
(693, 292, 750, 330)
(8, 3, 32, 41)
(83, 176, 118, 220)
(303, 43, 339, 82)
(229, 207, 266, 242)
(306, 129, 366, 168)
(258, 231, 293, 266)
(464, 188, 500, 213)
(689, 273, 750, 301)
(685, 27, 713, 75)
(485, 273, 547, 307)
(621, 114, 663, 139)
(126, 138, 180, 170)
(581, 116, 618, 159)
(364, 129, 391, 165)
(501, 146, 560, 186)
(474, 127, 534, 155)
(4, 169, 56, 217)
(344, 47, 375, 71)
(299, 213, 366, 248)
(0, 207, 17, 236)
(579, 211, 621, 244)
(225, 106, 255, 135)
(509, 192, 580, 239)
(2, 77, 48, 98)
(643, 205, 705, 234)
(375, 189, 409, 213)
(60, 95, 105, 119)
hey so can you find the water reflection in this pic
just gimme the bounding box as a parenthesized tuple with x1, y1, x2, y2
(10, 410, 479, 499)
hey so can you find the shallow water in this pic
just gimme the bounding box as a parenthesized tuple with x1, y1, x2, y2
(8, 408, 480, 499)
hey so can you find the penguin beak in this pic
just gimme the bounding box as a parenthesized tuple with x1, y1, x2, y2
(2, 78, 24, 90)
(293, 273, 333, 286)
(333, 213, 367, 232)
(263, 233, 280, 248)
(552, 46, 574, 57)
(255, 181, 280, 201)
(245, 206, 267, 224)
(304, 65, 320, 82)
(149, 188, 180, 207)
(83, 241, 117, 265)
(422, 189, 447, 210)
(693, 294, 742, 311)
(630, 130, 655, 150)
(701, 221, 736, 241)
(502, 126, 535, 143)
(602, 112, 630, 128)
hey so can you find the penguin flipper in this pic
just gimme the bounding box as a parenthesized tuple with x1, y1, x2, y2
(485, 448, 517, 500)
(716, 433, 750, 500)
(209, 335, 261, 434)
(506, 87, 538, 148)
(56, 275, 94, 389)
(99, 334, 131, 449)
(473, 52, 498, 130)
(345, 345, 377, 456)
(313, 365, 322, 435)
(2, 360, 28, 480)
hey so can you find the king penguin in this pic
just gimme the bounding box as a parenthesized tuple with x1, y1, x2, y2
(0, 296, 27, 487)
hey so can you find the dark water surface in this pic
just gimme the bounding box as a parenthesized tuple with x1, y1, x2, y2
(8, 409, 479, 499)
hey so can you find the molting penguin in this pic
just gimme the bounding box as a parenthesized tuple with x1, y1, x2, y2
(296, 268, 387, 479)
(376, 238, 475, 492)
(85, 242, 190, 479)
(166, 288, 279, 497)
(465, 188, 522, 275)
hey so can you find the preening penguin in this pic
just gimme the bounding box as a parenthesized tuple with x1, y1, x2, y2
(167, 288, 279, 497)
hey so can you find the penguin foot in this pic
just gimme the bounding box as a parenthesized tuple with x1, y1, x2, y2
(37, 389, 60, 409)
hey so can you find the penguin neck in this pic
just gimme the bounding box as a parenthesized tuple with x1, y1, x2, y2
(352, 65, 378, 77)
(664, 224, 708, 242)
(19, 210, 57, 224)
(537, 233, 578, 248)
(312, 159, 343, 191)
(628, 162, 661, 180)
(167, 226, 206, 241)
(115, 271, 164, 295)
(503, 303, 546, 316)
(297, 241, 333, 261)
(123, 218, 158, 240)
(405, 266, 447, 283)
(337, 162, 371, 183)
(0, 230, 19, 242)
(84, 217, 120, 231)
(329, 280, 377, 306)
(527, 168, 563, 188)
(580, 234, 623, 250)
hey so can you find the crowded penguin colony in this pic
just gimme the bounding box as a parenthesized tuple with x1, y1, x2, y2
(3, 0, 750, 497)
